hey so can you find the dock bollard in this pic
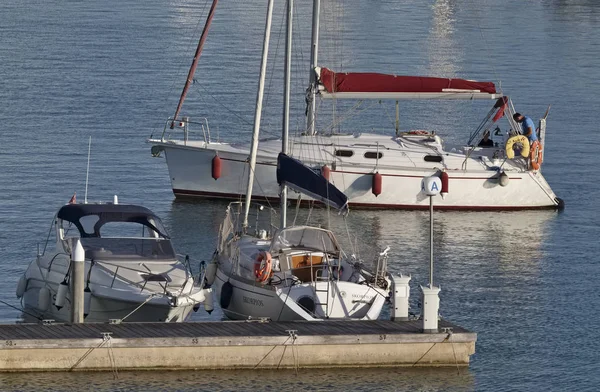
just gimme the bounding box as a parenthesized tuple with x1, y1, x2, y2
(420, 285, 440, 333)
(71, 238, 85, 324)
(390, 274, 411, 321)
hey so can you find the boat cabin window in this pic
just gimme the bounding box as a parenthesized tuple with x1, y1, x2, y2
(335, 149, 354, 158)
(424, 155, 443, 163)
(80, 237, 176, 261)
(364, 151, 383, 159)
(97, 221, 159, 238)
(79, 215, 100, 236)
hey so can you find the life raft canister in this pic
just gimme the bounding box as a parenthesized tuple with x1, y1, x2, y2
(529, 140, 543, 170)
(254, 251, 272, 283)
(505, 135, 530, 159)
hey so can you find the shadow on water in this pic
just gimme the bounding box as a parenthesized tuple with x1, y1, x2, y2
(0, 367, 474, 392)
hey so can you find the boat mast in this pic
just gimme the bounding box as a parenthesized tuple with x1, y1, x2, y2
(170, 0, 219, 129)
(281, 0, 293, 229)
(242, 0, 275, 229)
(306, 0, 321, 136)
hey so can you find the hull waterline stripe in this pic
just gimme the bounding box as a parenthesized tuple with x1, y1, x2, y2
(172, 189, 559, 210)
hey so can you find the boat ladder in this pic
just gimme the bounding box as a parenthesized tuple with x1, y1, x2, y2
(313, 257, 333, 318)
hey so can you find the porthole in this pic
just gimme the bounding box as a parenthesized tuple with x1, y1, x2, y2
(334, 150, 354, 157)
(424, 155, 443, 163)
(364, 151, 383, 159)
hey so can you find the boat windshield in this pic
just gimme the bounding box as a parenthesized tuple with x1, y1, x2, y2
(79, 237, 176, 261)
(56, 204, 176, 261)
(270, 226, 340, 255)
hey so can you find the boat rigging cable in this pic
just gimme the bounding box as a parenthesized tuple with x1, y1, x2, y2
(171, 0, 219, 129)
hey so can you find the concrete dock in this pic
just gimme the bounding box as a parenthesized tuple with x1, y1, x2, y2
(0, 319, 476, 371)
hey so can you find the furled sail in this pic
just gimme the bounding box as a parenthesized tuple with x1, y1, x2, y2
(315, 67, 500, 100)
(276, 153, 349, 213)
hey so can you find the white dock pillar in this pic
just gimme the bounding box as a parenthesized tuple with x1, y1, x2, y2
(420, 285, 440, 333)
(390, 275, 411, 321)
(71, 239, 85, 324)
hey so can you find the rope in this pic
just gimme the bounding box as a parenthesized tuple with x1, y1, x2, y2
(288, 329, 299, 374)
(448, 329, 461, 375)
(253, 335, 292, 369)
(0, 299, 43, 321)
(106, 334, 119, 379)
(411, 332, 452, 367)
(116, 294, 158, 323)
(149, 0, 214, 138)
(69, 338, 108, 371)
(194, 84, 253, 127)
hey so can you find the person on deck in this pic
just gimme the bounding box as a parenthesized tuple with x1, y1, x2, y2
(513, 113, 538, 143)
(478, 130, 494, 147)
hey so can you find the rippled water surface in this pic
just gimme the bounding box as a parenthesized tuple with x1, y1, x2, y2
(1, 0, 599, 390)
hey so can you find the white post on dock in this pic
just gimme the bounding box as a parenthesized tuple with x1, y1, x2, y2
(420, 176, 442, 333)
(390, 274, 411, 321)
(71, 238, 85, 324)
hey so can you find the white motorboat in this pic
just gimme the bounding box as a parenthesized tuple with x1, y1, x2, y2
(16, 200, 213, 323)
(148, 1, 562, 210)
(203, 1, 395, 322)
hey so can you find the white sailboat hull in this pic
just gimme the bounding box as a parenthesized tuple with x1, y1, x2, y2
(214, 263, 387, 321)
(152, 134, 561, 210)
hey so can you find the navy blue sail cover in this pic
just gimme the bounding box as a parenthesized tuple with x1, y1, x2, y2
(276, 153, 349, 213)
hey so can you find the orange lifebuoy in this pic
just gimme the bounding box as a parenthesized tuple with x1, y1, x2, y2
(529, 140, 543, 170)
(254, 251, 272, 283)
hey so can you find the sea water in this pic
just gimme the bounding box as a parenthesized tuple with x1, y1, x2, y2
(0, 0, 599, 390)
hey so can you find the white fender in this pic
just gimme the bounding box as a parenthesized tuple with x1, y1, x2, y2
(499, 171, 510, 187)
(54, 281, 68, 310)
(203, 287, 214, 314)
(205, 262, 217, 286)
(16, 275, 27, 298)
(37, 287, 50, 311)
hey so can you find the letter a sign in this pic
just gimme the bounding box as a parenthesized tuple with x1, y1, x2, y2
(422, 176, 442, 196)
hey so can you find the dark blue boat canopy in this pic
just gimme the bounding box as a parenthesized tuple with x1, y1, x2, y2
(57, 203, 169, 238)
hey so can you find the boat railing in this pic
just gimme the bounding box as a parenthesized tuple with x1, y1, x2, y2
(157, 117, 211, 146)
(219, 202, 278, 251)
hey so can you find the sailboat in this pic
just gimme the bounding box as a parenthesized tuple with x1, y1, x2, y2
(204, 0, 393, 321)
(148, 0, 563, 210)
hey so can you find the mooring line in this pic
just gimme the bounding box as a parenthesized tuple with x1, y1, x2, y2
(253, 335, 292, 369)
(0, 299, 43, 321)
(69, 339, 108, 371)
(411, 333, 451, 367)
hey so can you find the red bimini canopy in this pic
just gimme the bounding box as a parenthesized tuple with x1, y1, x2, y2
(316, 67, 500, 100)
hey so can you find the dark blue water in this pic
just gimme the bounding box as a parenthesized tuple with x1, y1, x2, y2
(1, 0, 599, 390)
